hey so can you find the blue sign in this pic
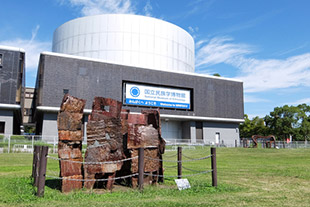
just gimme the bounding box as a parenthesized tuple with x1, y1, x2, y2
(124, 83, 191, 110)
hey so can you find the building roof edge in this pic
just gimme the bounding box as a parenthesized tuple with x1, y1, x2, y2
(40, 51, 243, 83)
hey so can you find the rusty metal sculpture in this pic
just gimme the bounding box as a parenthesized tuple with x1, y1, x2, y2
(57, 95, 165, 192)
(57, 94, 86, 192)
(251, 135, 276, 148)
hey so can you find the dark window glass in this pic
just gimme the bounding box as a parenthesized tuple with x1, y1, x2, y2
(0, 122, 5, 133)
(0, 54, 3, 67)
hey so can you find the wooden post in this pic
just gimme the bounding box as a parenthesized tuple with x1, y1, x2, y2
(32, 145, 40, 180)
(177, 147, 182, 179)
(138, 147, 144, 191)
(211, 147, 217, 187)
(36, 146, 48, 197)
(34, 146, 42, 187)
(158, 155, 164, 183)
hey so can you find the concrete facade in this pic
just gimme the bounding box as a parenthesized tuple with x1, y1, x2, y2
(0, 46, 25, 135)
(23, 87, 35, 124)
(52, 14, 195, 73)
(0, 110, 13, 134)
(34, 52, 244, 145)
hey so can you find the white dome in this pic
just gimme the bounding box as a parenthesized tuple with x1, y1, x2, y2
(52, 14, 195, 73)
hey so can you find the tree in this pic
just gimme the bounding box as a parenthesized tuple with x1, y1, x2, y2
(239, 114, 268, 138)
(264, 105, 306, 140)
(213, 73, 221, 77)
(297, 104, 310, 141)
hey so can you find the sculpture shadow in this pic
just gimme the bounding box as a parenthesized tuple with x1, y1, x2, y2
(45, 179, 62, 191)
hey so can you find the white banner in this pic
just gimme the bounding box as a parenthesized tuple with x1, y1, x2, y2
(124, 83, 191, 109)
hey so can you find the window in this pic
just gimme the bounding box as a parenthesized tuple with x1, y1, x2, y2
(24, 109, 33, 116)
(0, 54, 3, 67)
(63, 89, 69, 95)
(0, 122, 5, 134)
(196, 121, 203, 140)
(215, 132, 220, 144)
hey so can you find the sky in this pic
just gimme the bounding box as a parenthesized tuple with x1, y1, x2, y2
(1, 0, 310, 119)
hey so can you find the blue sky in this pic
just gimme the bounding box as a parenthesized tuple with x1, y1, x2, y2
(1, 0, 310, 118)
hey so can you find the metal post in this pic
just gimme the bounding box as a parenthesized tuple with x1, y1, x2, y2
(8, 135, 10, 153)
(36, 146, 48, 197)
(31, 136, 34, 153)
(235, 140, 237, 148)
(177, 147, 182, 179)
(211, 147, 217, 187)
(138, 147, 144, 191)
(53, 136, 56, 154)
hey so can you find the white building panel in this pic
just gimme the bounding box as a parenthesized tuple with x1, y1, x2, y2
(52, 14, 194, 73)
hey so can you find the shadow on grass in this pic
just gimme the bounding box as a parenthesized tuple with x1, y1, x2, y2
(45, 179, 61, 191)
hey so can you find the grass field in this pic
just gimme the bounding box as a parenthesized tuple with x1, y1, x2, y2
(1, 147, 310, 207)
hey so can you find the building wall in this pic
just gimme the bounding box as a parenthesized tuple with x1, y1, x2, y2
(161, 120, 182, 140)
(0, 46, 25, 135)
(0, 48, 23, 105)
(52, 14, 195, 73)
(0, 110, 13, 135)
(35, 53, 244, 142)
(42, 113, 58, 138)
(36, 53, 244, 120)
(203, 122, 240, 146)
(23, 87, 35, 124)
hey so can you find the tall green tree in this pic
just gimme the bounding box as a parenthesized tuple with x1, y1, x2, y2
(264, 104, 309, 140)
(297, 104, 310, 141)
(239, 114, 268, 138)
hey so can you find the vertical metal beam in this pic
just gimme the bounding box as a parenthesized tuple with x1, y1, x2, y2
(138, 147, 144, 191)
(7, 135, 10, 153)
(177, 147, 182, 179)
(36, 146, 48, 197)
(211, 147, 217, 187)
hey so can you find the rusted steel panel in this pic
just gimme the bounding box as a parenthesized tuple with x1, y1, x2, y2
(131, 148, 160, 173)
(57, 94, 85, 193)
(61, 175, 83, 193)
(127, 124, 159, 149)
(84, 97, 124, 189)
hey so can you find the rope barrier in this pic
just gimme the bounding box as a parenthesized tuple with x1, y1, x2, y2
(144, 170, 213, 178)
(46, 173, 139, 182)
(144, 155, 212, 163)
(182, 166, 208, 173)
(163, 165, 178, 169)
(163, 153, 178, 158)
(47, 155, 138, 164)
(182, 154, 197, 160)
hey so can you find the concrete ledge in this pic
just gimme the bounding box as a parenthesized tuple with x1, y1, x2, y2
(36, 106, 92, 114)
(0, 45, 25, 53)
(0, 104, 21, 110)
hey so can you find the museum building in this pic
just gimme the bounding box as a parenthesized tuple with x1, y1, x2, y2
(32, 14, 244, 146)
(0, 46, 25, 135)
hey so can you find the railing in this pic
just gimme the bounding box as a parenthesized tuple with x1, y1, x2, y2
(32, 146, 217, 196)
(1, 134, 310, 154)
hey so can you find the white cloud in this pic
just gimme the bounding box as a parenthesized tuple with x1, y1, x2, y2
(196, 36, 310, 93)
(235, 54, 310, 92)
(64, 0, 135, 16)
(195, 37, 253, 68)
(0, 25, 51, 71)
(287, 98, 310, 106)
(244, 95, 270, 103)
(143, 0, 152, 17)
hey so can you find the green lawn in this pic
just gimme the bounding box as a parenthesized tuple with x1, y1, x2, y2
(1, 147, 310, 207)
